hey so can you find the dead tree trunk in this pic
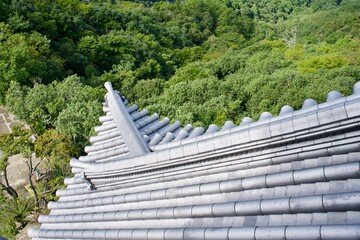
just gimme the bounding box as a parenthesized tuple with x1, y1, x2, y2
(26, 156, 40, 211)
(0, 166, 18, 199)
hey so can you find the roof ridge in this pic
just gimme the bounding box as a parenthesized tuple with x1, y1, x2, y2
(104, 82, 150, 156)
(118, 82, 360, 151)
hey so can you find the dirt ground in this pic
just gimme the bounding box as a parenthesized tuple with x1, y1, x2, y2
(1, 154, 42, 194)
(0, 106, 22, 135)
(16, 219, 40, 240)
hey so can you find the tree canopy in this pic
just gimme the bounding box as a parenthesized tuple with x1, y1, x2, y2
(0, 0, 359, 238)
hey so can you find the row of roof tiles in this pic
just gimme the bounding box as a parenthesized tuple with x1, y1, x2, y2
(78, 82, 360, 167)
(29, 82, 360, 239)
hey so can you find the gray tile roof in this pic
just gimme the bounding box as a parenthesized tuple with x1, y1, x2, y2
(29, 82, 360, 239)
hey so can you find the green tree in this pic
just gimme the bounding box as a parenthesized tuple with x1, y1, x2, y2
(6, 75, 103, 137)
(35, 129, 78, 201)
(55, 100, 102, 146)
(0, 29, 64, 101)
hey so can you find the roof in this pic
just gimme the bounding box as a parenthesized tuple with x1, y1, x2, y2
(29, 81, 360, 239)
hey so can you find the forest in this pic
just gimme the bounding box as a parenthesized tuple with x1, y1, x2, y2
(0, 0, 359, 238)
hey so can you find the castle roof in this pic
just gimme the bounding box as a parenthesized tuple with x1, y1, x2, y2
(29, 81, 360, 239)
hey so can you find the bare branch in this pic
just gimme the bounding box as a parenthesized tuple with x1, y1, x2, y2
(282, 26, 298, 48)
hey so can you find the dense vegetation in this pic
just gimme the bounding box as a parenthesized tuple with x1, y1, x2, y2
(0, 0, 359, 238)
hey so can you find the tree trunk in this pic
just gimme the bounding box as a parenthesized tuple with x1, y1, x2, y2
(1, 167, 18, 199)
(26, 156, 39, 211)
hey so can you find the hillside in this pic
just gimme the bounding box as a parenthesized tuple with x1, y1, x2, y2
(0, 0, 359, 238)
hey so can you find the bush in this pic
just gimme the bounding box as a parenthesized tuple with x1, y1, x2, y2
(298, 53, 348, 73)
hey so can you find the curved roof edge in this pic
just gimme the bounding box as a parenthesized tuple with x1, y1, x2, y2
(71, 81, 360, 174)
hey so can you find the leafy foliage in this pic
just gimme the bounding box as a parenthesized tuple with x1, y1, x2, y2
(34, 129, 78, 201)
(5, 75, 103, 145)
(0, 192, 34, 239)
(0, 127, 34, 165)
(0, 192, 18, 239)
